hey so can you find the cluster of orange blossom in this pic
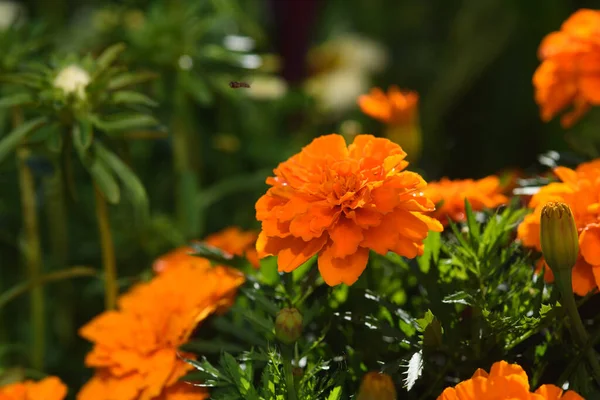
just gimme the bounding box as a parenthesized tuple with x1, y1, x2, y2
(518, 159, 600, 296)
(255, 133, 444, 286)
(437, 361, 583, 400)
(0, 377, 67, 400)
(533, 9, 600, 128)
(76, 227, 249, 400)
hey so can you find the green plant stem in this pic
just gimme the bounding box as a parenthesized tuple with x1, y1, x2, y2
(94, 185, 118, 310)
(555, 270, 600, 386)
(16, 145, 45, 371)
(282, 347, 298, 400)
(0, 267, 97, 310)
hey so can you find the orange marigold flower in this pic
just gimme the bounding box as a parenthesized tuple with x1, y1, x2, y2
(517, 159, 600, 296)
(423, 176, 509, 226)
(437, 360, 584, 400)
(77, 258, 244, 400)
(255, 134, 443, 286)
(153, 227, 259, 274)
(533, 9, 600, 128)
(358, 86, 418, 125)
(0, 377, 67, 400)
(356, 371, 397, 400)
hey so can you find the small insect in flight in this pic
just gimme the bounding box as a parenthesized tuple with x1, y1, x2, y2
(229, 81, 251, 89)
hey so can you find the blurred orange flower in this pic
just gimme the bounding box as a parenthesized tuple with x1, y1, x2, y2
(437, 360, 583, 399)
(153, 227, 259, 274)
(533, 9, 600, 127)
(423, 176, 509, 226)
(517, 159, 600, 296)
(78, 257, 244, 400)
(358, 86, 422, 162)
(255, 134, 443, 286)
(358, 86, 418, 125)
(0, 377, 67, 400)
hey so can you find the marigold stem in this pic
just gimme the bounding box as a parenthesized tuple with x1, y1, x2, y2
(16, 145, 45, 371)
(282, 347, 298, 400)
(94, 185, 118, 310)
(555, 270, 600, 386)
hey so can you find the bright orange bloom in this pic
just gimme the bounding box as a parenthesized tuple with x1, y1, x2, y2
(533, 9, 600, 127)
(356, 372, 397, 400)
(0, 377, 67, 400)
(358, 86, 422, 161)
(78, 257, 244, 400)
(437, 361, 583, 400)
(423, 176, 509, 226)
(358, 86, 418, 125)
(517, 159, 600, 296)
(153, 227, 259, 274)
(255, 134, 443, 286)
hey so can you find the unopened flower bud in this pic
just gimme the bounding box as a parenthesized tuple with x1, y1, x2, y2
(540, 201, 579, 272)
(357, 372, 397, 400)
(275, 308, 303, 345)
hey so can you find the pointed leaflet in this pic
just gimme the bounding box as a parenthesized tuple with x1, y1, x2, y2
(0, 92, 34, 108)
(0, 117, 47, 164)
(93, 43, 126, 79)
(90, 113, 159, 133)
(107, 71, 158, 91)
(73, 132, 120, 204)
(74, 118, 94, 151)
(111, 90, 158, 107)
(464, 198, 481, 246)
(94, 141, 149, 227)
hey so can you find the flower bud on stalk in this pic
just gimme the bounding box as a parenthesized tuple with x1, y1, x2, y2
(357, 372, 397, 400)
(275, 308, 303, 345)
(540, 201, 579, 273)
(539, 201, 600, 386)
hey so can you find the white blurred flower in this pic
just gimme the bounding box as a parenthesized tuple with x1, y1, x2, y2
(304, 68, 369, 114)
(304, 33, 388, 114)
(0, 1, 25, 30)
(246, 75, 288, 100)
(53, 65, 91, 100)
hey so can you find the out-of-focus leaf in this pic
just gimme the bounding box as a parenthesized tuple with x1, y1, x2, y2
(107, 72, 158, 91)
(0, 117, 47, 163)
(91, 113, 159, 133)
(111, 91, 158, 107)
(74, 118, 94, 151)
(73, 136, 120, 204)
(442, 291, 475, 306)
(181, 73, 213, 106)
(188, 241, 249, 270)
(0, 92, 34, 108)
(0, 73, 44, 88)
(93, 43, 126, 78)
(94, 141, 149, 226)
(326, 386, 343, 400)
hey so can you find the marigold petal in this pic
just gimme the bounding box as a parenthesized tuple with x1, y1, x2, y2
(258, 234, 327, 272)
(579, 224, 600, 266)
(534, 384, 566, 400)
(436, 388, 459, 400)
(328, 218, 364, 258)
(289, 204, 338, 240)
(302, 134, 349, 160)
(572, 257, 596, 296)
(318, 245, 369, 286)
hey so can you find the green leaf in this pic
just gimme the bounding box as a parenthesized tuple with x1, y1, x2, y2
(94, 43, 126, 77)
(0, 117, 47, 164)
(0, 73, 44, 88)
(442, 291, 475, 306)
(326, 386, 343, 400)
(188, 241, 249, 270)
(464, 199, 481, 245)
(107, 72, 158, 91)
(94, 141, 149, 226)
(73, 137, 120, 204)
(417, 230, 441, 273)
(181, 73, 214, 106)
(74, 118, 94, 151)
(111, 91, 158, 107)
(91, 113, 159, 133)
(0, 92, 34, 108)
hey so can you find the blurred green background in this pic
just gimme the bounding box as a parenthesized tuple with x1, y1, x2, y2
(0, 0, 597, 393)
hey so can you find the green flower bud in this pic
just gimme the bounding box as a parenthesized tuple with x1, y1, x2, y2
(357, 372, 397, 400)
(540, 201, 579, 273)
(275, 308, 303, 345)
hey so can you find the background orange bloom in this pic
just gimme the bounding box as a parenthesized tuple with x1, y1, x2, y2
(358, 86, 418, 125)
(423, 176, 509, 226)
(78, 258, 244, 400)
(533, 9, 600, 127)
(517, 159, 600, 296)
(255, 134, 442, 286)
(153, 227, 259, 274)
(437, 361, 584, 400)
(0, 377, 67, 400)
